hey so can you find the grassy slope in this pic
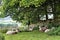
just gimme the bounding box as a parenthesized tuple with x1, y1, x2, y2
(4, 30, 60, 40)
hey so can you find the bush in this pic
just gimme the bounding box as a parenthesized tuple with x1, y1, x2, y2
(47, 22, 59, 29)
(19, 25, 40, 32)
(47, 26, 60, 35)
(33, 25, 39, 30)
(0, 34, 5, 40)
(19, 26, 29, 32)
(0, 29, 8, 33)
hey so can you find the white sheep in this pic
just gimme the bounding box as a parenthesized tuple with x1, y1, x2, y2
(45, 29, 50, 33)
(6, 31, 16, 35)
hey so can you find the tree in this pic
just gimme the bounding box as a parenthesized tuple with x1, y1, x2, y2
(1, 0, 47, 25)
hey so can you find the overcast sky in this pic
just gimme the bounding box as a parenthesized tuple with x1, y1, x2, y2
(0, 16, 12, 21)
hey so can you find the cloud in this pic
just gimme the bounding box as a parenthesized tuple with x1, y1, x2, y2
(0, 16, 12, 20)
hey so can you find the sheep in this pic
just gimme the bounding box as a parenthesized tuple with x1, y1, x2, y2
(44, 29, 50, 33)
(39, 25, 48, 32)
(6, 28, 20, 35)
(6, 31, 17, 35)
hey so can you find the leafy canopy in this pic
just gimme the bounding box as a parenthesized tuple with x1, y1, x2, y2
(1, 0, 46, 24)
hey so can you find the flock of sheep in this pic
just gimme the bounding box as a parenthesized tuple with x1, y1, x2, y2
(6, 25, 55, 35)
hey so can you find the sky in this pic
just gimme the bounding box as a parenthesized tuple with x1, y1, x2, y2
(0, 16, 21, 27)
(0, 16, 12, 21)
(0, 16, 17, 24)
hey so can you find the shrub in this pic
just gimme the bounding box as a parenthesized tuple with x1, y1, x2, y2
(47, 22, 59, 29)
(0, 34, 5, 40)
(47, 26, 60, 35)
(33, 25, 39, 30)
(19, 25, 41, 32)
(0, 28, 8, 33)
(19, 26, 29, 32)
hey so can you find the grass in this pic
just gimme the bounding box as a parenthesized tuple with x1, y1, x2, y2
(3, 30, 60, 40)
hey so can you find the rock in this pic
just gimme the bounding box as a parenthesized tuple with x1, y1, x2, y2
(45, 29, 50, 33)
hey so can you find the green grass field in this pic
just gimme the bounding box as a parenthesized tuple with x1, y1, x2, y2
(4, 30, 60, 40)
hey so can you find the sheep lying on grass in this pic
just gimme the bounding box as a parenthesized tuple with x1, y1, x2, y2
(44, 29, 50, 33)
(39, 25, 55, 33)
(6, 31, 17, 35)
(6, 28, 20, 35)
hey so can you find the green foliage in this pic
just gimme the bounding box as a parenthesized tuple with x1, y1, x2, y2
(47, 26, 60, 35)
(20, 0, 46, 7)
(56, 2, 60, 14)
(1, 0, 47, 24)
(47, 22, 59, 29)
(0, 34, 5, 40)
(33, 25, 39, 30)
(19, 26, 29, 32)
(0, 29, 8, 33)
(4, 30, 60, 40)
